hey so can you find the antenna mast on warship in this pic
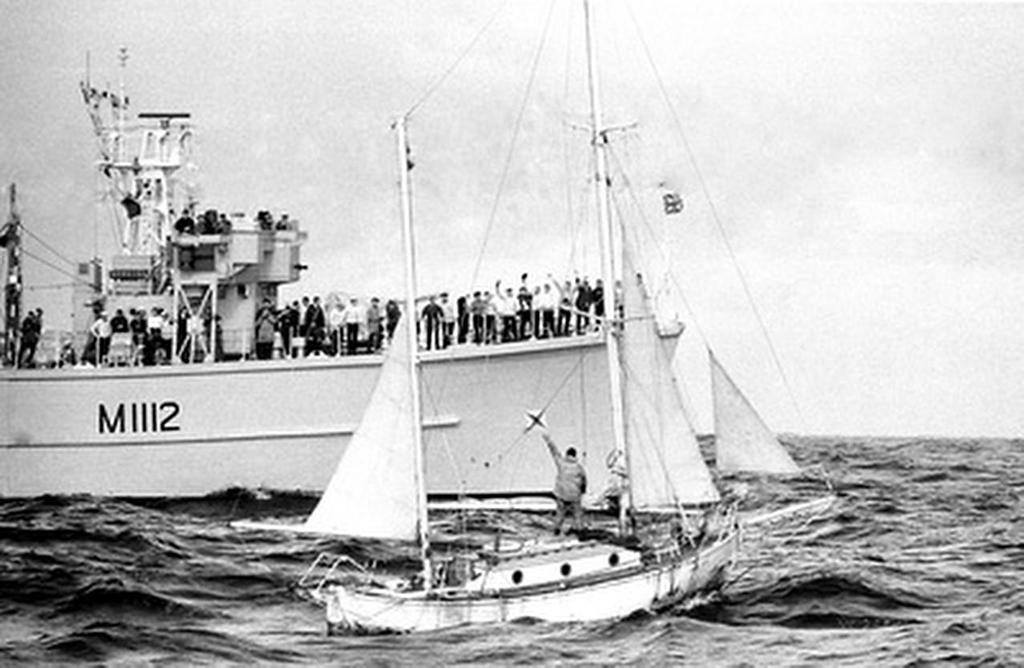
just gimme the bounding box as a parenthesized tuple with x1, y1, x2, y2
(1, 184, 23, 367)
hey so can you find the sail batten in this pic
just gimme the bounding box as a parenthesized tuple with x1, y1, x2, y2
(302, 316, 420, 541)
(621, 239, 720, 507)
(710, 351, 801, 475)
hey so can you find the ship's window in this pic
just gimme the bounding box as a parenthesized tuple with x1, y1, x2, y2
(608, 553, 619, 567)
(560, 563, 572, 577)
(511, 570, 523, 585)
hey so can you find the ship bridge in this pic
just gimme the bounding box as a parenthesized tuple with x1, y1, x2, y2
(169, 213, 307, 361)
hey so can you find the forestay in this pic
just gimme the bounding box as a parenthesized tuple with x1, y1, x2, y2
(710, 351, 800, 475)
(620, 241, 720, 508)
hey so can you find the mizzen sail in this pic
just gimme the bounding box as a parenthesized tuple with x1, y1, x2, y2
(620, 242, 719, 507)
(303, 315, 421, 540)
(710, 350, 800, 475)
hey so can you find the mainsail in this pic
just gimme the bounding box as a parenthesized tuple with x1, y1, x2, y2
(303, 315, 421, 540)
(620, 241, 720, 507)
(710, 350, 800, 475)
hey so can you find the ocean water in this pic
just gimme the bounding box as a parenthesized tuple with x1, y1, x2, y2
(0, 437, 1020, 666)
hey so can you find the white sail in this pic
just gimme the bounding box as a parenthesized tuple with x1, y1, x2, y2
(710, 351, 800, 475)
(621, 242, 720, 507)
(302, 316, 421, 540)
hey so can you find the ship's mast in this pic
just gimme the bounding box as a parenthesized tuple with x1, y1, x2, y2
(117, 46, 128, 164)
(584, 0, 633, 531)
(395, 115, 432, 591)
(2, 184, 22, 367)
(81, 49, 194, 260)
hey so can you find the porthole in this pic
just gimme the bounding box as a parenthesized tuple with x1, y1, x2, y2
(511, 570, 523, 585)
(560, 563, 572, 577)
(608, 553, 620, 567)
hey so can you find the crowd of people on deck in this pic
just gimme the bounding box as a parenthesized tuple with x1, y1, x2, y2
(253, 295, 390, 360)
(415, 272, 618, 351)
(255, 271, 621, 360)
(172, 208, 298, 236)
(6, 271, 624, 368)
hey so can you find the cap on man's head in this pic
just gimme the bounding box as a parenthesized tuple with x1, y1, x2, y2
(566, 446, 577, 458)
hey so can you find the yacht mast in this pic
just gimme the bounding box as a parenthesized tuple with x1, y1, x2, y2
(395, 115, 433, 590)
(583, 0, 632, 528)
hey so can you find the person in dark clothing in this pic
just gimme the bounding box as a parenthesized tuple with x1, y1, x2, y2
(591, 278, 605, 328)
(129, 308, 147, 347)
(575, 278, 592, 334)
(280, 301, 299, 357)
(470, 291, 486, 345)
(19, 311, 40, 368)
(456, 295, 469, 344)
(421, 295, 444, 351)
(517, 283, 533, 340)
(110, 309, 129, 334)
(385, 299, 401, 342)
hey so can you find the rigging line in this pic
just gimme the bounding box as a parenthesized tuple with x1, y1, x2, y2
(624, 5, 806, 430)
(20, 248, 94, 289)
(467, 0, 557, 291)
(605, 149, 708, 346)
(404, 0, 510, 118)
(561, 0, 577, 268)
(24, 283, 76, 292)
(419, 374, 469, 500)
(492, 351, 586, 464)
(21, 225, 77, 267)
(422, 0, 555, 406)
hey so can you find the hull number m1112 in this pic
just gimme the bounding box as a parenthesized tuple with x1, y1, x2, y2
(98, 401, 181, 434)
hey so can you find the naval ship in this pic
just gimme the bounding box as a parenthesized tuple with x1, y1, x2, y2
(0, 56, 626, 499)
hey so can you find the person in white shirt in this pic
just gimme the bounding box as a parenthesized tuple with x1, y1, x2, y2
(493, 282, 518, 342)
(341, 297, 368, 355)
(536, 283, 558, 338)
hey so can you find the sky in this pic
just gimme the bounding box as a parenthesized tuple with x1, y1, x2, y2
(2, 1, 1024, 439)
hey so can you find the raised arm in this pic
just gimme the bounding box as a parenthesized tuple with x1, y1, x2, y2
(540, 428, 560, 462)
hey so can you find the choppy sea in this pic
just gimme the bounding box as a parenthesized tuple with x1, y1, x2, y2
(1, 437, 1021, 666)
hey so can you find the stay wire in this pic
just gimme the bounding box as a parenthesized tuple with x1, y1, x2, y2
(20, 248, 93, 289)
(422, 0, 556, 417)
(467, 0, 557, 291)
(493, 351, 586, 464)
(404, 0, 510, 119)
(605, 145, 709, 347)
(21, 224, 77, 267)
(623, 4, 806, 429)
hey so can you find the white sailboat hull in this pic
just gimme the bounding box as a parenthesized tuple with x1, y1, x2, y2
(317, 531, 739, 634)
(1, 336, 614, 498)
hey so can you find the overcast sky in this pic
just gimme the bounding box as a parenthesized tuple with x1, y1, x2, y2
(2, 1, 1024, 439)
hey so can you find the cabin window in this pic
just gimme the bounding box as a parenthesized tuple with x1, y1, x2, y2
(608, 553, 619, 567)
(511, 570, 523, 585)
(560, 563, 572, 577)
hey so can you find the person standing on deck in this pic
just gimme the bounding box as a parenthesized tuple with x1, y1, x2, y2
(421, 295, 443, 351)
(439, 293, 455, 348)
(538, 425, 587, 535)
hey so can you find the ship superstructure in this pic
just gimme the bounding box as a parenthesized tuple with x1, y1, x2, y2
(78, 49, 305, 362)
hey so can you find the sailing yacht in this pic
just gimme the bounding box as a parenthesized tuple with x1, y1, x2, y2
(234, 0, 833, 634)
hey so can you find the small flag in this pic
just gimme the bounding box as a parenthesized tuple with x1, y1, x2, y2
(662, 192, 684, 215)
